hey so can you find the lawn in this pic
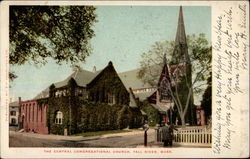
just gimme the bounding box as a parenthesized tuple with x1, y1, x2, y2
(73, 129, 133, 137)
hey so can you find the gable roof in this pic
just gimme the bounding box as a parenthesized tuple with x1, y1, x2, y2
(128, 89, 138, 108)
(134, 91, 155, 101)
(151, 103, 172, 113)
(87, 61, 118, 88)
(34, 69, 100, 99)
(157, 64, 171, 87)
(33, 64, 152, 100)
(56, 69, 100, 88)
(33, 62, 184, 100)
(34, 87, 50, 99)
(9, 101, 19, 107)
(118, 68, 152, 90)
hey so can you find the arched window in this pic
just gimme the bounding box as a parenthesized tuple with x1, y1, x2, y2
(159, 77, 170, 101)
(55, 111, 63, 124)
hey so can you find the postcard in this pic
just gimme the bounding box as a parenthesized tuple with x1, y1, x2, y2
(0, 0, 249, 158)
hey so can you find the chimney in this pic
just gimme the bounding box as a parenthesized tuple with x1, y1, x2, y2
(92, 66, 96, 73)
(18, 97, 21, 104)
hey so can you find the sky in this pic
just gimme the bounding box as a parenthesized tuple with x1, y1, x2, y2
(9, 6, 211, 101)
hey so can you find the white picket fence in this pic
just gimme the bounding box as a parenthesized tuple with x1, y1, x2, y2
(155, 126, 212, 145)
(173, 126, 212, 144)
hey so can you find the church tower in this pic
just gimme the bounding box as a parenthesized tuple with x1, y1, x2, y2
(172, 6, 196, 125)
(172, 6, 190, 65)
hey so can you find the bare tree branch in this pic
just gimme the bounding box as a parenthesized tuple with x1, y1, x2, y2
(166, 80, 182, 115)
(192, 67, 207, 85)
(183, 87, 192, 116)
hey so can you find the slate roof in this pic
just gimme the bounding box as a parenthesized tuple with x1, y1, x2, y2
(33, 67, 149, 100)
(129, 90, 137, 108)
(9, 101, 19, 107)
(86, 61, 114, 88)
(34, 87, 50, 99)
(151, 103, 172, 113)
(118, 68, 152, 90)
(56, 69, 101, 88)
(134, 91, 155, 101)
(33, 63, 184, 101)
(34, 69, 101, 99)
(33, 64, 148, 111)
(69, 69, 102, 87)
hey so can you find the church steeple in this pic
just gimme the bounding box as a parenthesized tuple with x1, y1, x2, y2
(172, 6, 196, 125)
(173, 6, 190, 64)
(175, 6, 187, 45)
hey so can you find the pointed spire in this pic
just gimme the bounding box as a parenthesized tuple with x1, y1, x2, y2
(161, 53, 171, 82)
(163, 53, 170, 77)
(172, 6, 191, 64)
(175, 6, 187, 45)
(163, 53, 167, 65)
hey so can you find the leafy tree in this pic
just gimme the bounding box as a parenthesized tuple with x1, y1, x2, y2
(141, 102, 160, 126)
(10, 6, 97, 80)
(200, 72, 212, 124)
(138, 33, 211, 96)
(137, 41, 175, 86)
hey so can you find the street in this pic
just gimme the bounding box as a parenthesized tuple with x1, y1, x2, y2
(9, 129, 158, 148)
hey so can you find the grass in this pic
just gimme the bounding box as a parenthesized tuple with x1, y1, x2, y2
(72, 129, 132, 137)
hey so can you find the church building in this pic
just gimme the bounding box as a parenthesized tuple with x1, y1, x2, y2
(135, 6, 197, 126)
(18, 6, 203, 135)
(19, 62, 144, 135)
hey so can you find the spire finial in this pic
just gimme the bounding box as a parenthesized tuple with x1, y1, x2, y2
(108, 61, 113, 66)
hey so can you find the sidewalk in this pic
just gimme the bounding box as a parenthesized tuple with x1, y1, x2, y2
(135, 142, 211, 148)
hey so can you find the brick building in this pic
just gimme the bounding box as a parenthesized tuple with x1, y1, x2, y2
(196, 106, 206, 126)
(19, 99, 48, 134)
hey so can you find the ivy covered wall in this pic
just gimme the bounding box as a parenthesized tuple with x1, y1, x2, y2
(47, 97, 143, 135)
(47, 96, 70, 135)
(87, 61, 129, 105)
(78, 100, 143, 132)
(46, 62, 143, 135)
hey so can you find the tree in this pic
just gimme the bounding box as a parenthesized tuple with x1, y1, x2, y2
(138, 34, 211, 126)
(141, 101, 160, 126)
(164, 58, 203, 126)
(200, 72, 212, 124)
(10, 6, 97, 80)
(138, 33, 211, 98)
(137, 40, 175, 86)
